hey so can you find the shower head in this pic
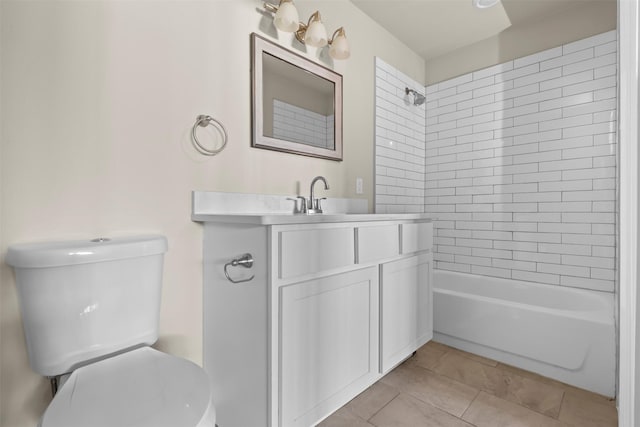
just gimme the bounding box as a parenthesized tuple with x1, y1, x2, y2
(405, 87, 426, 106)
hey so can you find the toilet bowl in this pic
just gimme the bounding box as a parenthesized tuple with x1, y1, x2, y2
(7, 235, 215, 427)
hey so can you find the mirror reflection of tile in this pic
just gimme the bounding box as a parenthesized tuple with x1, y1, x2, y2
(272, 99, 335, 149)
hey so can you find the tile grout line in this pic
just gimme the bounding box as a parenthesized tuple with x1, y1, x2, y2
(459, 388, 482, 424)
(556, 389, 567, 422)
(363, 389, 401, 424)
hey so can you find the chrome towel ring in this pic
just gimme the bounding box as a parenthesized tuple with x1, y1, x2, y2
(224, 253, 255, 284)
(191, 115, 228, 156)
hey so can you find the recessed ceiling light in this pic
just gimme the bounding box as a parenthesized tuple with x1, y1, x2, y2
(473, 0, 500, 9)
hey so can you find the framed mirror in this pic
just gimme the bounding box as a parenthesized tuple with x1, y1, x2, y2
(251, 33, 343, 161)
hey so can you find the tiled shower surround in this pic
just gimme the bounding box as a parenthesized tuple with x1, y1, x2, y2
(375, 58, 427, 214)
(376, 30, 617, 293)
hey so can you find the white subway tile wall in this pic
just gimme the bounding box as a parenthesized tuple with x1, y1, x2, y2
(424, 30, 617, 293)
(273, 99, 334, 149)
(375, 31, 618, 292)
(375, 57, 427, 213)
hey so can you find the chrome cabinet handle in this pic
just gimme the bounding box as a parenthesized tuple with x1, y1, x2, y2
(224, 253, 255, 284)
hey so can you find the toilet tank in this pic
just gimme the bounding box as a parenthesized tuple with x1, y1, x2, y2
(6, 235, 168, 377)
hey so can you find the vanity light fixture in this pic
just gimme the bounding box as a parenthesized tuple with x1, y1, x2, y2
(263, 0, 351, 60)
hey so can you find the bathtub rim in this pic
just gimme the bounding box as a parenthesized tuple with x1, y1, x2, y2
(433, 269, 615, 324)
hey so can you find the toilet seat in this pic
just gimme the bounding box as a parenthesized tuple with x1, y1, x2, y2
(40, 347, 215, 427)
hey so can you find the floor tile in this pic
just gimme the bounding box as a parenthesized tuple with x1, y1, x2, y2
(325, 342, 618, 427)
(369, 392, 476, 427)
(433, 352, 502, 391)
(462, 391, 565, 427)
(558, 391, 618, 427)
(422, 340, 451, 353)
(405, 342, 447, 370)
(502, 373, 564, 419)
(496, 361, 616, 406)
(445, 346, 499, 367)
(562, 383, 617, 407)
(346, 381, 399, 421)
(318, 406, 375, 427)
(496, 362, 562, 387)
(435, 352, 564, 418)
(380, 362, 479, 417)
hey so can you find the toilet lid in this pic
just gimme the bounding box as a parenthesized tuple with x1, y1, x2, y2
(41, 347, 212, 427)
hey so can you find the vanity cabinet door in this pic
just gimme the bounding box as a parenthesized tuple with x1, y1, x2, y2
(380, 252, 433, 374)
(279, 267, 379, 427)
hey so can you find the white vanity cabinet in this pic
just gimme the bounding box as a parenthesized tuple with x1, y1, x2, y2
(196, 215, 432, 427)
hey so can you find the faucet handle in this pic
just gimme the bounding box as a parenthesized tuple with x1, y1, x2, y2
(313, 197, 327, 213)
(286, 197, 301, 213)
(295, 196, 307, 213)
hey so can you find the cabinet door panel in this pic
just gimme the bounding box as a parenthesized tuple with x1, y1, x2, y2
(279, 268, 379, 427)
(380, 253, 433, 374)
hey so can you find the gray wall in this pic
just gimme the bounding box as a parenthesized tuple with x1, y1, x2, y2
(426, 1, 616, 85)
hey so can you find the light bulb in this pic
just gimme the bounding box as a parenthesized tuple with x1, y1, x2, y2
(273, 0, 299, 32)
(304, 12, 328, 47)
(329, 28, 350, 60)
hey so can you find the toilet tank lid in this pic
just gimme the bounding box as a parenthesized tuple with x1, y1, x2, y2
(6, 235, 168, 268)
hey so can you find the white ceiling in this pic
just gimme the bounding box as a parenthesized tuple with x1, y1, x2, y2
(349, 0, 610, 62)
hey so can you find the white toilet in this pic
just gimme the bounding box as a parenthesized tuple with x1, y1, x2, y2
(6, 235, 216, 427)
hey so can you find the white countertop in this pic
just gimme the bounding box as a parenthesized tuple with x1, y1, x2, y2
(191, 212, 432, 225)
(191, 191, 431, 225)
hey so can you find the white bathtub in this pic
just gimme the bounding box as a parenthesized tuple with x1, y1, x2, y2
(433, 270, 616, 397)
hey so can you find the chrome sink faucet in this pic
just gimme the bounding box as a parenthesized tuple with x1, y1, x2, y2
(303, 176, 329, 214)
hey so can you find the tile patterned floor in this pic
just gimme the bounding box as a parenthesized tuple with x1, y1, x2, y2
(319, 341, 618, 427)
